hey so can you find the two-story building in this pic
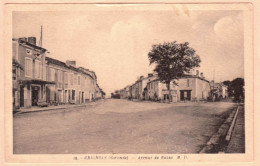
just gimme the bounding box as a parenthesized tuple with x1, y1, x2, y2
(12, 37, 105, 108)
(12, 37, 55, 108)
(146, 71, 211, 102)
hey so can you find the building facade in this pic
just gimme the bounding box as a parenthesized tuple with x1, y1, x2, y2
(115, 71, 211, 102)
(12, 37, 54, 108)
(12, 37, 104, 108)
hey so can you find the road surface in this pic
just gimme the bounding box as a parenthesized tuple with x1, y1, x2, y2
(13, 99, 235, 154)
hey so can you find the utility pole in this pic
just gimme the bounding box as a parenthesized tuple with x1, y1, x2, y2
(39, 25, 43, 47)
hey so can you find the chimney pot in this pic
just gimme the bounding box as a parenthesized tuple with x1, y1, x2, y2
(18, 37, 27, 42)
(28, 37, 37, 45)
(196, 70, 199, 76)
(66, 60, 76, 67)
(200, 72, 204, 77)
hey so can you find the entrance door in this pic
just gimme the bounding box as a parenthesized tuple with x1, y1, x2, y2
(180, 90, 191, 101)
(20, 86, 24, 107)
(172, 94, 177, 103)
(64, 90, 67, 103)
(82, 92, 84, 103)
(46, 87, 50, 103)
(32, 86, 39, 106)
(57, 90, 62, 104)
(164, 94, 169, 100)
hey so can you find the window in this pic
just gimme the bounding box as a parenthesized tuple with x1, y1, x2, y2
(35, 60, 41, 79)
(12, 68, 16, 80)
(82, 77, 85, 86)
(49, 68, 55, 82)
(74, 74, 78, 85)
(72, 90, 75, 100)
(25, 58, 33, 77)
(58, 70, 63, 82)
(26, 49, 32, 55)
(78, 76, 80, 85)
(70, 73, 74, 85)
(187, 79, 190, 87)
(64, 72, 68, 84)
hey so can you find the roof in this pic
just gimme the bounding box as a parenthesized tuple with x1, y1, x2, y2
(78, 67, 97, 79)
(146, 75, 210, 84)
(16, 39, 47, 53)
(45, 57, 69, 69)
(45, 57, 94, 80)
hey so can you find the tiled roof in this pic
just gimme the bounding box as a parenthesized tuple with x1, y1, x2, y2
(45, 57, 69, 69)
(45, 56, 94, 80)
(18, 39, 47, 52)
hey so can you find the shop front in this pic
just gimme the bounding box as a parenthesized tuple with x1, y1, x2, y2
(19, 79, 55, 108)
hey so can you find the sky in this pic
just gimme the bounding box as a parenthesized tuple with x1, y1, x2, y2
(13, 5, 244, 95)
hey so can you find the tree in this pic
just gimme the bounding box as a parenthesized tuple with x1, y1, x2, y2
(230, 78, 244, 103)
(148, 41, 201, 102)
(223, 80, 233, 97)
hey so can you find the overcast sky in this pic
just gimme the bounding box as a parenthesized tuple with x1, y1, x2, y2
(13, 5, 244, 95)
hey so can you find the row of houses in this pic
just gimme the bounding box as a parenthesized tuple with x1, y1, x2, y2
(114, 71, 228, 102)
(12, 37, 105, 109)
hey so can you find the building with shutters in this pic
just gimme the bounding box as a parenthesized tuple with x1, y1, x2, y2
(12, 37, 55, 108)
(12, 37, 104, 108)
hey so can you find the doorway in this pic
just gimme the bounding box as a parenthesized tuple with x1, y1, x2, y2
(180, 90, 191, 101)
(82, 92, 84, 103)
(32, 86, 40, 106)
(20, 86, 24, 107)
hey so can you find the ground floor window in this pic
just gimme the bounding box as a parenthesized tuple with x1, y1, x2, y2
(164, 94, 169, 100)
(72, 90, 75, 100)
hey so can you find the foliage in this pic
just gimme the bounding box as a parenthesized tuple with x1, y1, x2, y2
(12, 58, 24, 70)
(148, 41, 201, 90)
(230, 78, 244, 103)
(222, 78, 244, 103)
(222, 80, 233, 97)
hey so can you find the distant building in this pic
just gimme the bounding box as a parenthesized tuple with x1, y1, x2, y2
(115, 70, 211, 102)
(146, 74, 210, 102)
(210, 81, 228, 100)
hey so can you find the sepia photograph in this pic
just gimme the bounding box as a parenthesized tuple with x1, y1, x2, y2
(1, 1, 256, 164)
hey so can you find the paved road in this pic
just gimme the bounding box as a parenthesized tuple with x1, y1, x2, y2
(13, 99, 236, 154)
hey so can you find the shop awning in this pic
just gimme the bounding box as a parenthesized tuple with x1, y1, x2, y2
(19, 79, 55, 85)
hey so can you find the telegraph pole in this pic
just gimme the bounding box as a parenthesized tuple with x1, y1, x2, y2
(39, 25, 43, 47)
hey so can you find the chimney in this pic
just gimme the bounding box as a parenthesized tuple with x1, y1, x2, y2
(28, 37, 37, 45)
(66, 60, 76, 67)
(148, 73, 153, 77)
(210, 80, 214, 87)
(196, 70, 199, 76)
(140, 76, 144, 80)
(18, 37, 27, 42)
(200, 72, 204, 78)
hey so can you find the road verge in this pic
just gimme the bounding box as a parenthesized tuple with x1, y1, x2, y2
(199, 105, 240, 153)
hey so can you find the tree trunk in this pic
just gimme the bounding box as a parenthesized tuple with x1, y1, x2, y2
(167, 82, 171, 103)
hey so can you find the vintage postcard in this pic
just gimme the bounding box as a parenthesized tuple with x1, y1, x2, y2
(0, 0, 257, 165)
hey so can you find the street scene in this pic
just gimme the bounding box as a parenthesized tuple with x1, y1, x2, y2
(12, 5, 245, 154)
(14, 99, 243, 154)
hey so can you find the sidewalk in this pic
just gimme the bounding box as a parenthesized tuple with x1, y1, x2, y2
(14, 99, 105, 114)
(225, 106, 245, 153)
